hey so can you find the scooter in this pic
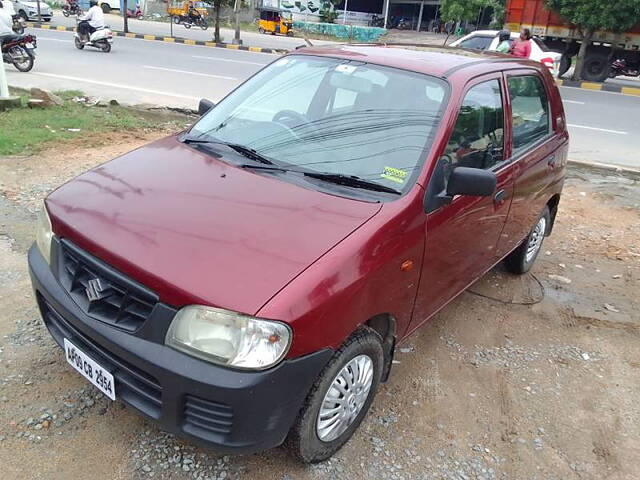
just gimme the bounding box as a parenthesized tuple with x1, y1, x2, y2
(74, 21, 114, 53)
(2, 33, 37, 72)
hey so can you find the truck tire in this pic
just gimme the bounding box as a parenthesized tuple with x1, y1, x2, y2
(581, 52, 610, 82)
(559, 54, 571, 77)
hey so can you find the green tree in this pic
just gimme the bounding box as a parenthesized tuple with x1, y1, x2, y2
(203, 0, 234, 43)
(545, 0, 640, 80)
(440, 0, 493, 42)
(319, 0, 341, 24)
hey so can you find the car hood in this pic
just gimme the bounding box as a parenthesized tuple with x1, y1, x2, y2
(46, 136, 381, 315)
(22, 2, 51, 9)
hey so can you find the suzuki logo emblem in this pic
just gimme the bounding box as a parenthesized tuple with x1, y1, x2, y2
(85, 278, 110, 302)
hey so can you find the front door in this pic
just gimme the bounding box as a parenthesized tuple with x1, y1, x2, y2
(411, 74, 515, 330)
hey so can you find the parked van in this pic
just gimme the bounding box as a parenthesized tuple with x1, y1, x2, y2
(29, 45, 568, 463)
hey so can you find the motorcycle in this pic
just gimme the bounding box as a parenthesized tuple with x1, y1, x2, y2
(12, 14, 25, 34)
(62, 2, 82, 17)
(1, 33, 37, 72)
(126, 5, 143, 19)
(174, 13, 208, 30)
(74, 21, 114, 53)
(609, 58, 640, 79)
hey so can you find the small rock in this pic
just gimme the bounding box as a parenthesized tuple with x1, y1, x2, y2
(603, 303, 620, 313)
(30, 88, 64, 107)
(581, 353, 590, 361)
(612, 274, 622, 279)
(548, 274, 571, 284)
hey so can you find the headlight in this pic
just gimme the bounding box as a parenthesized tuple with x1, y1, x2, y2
(36, 202, 53, 265)
(165, 306, 292, 370)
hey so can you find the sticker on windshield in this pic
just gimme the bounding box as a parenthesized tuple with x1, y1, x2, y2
(335, 64, 357, 74)
(381, 167, 408, 184)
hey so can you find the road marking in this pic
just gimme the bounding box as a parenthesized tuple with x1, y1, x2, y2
(567, 124, 628, 135)
(191, 55, 266, 66)
(143, 65, 237, 80)
(41, 37, 72, 43)
(562, 100, 585, 104)
(24, 72, 201, 101)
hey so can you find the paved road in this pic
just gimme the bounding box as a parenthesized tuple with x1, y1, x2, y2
(6, 28, 639, 169)
(46, 12, 336, 50)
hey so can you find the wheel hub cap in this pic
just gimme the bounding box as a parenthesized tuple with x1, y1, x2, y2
(525, 216, 546, 263)
(316, 354, 374, 443)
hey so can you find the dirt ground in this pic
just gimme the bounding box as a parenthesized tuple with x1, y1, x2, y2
(0, 136, 638, 480)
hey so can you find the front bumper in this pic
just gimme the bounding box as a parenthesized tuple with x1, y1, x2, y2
(28, 243, 331, 454)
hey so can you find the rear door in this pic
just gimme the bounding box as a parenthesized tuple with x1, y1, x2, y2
(497, 69, 566, 256)
(411, 73, 515, 328)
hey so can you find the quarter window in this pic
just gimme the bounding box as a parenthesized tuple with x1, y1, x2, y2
(444, 79, 505, 172)
(508, 75, 551, 152)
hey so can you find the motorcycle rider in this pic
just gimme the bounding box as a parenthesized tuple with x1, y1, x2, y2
(494, 29, 511, 54)
(78, 0, 105, 42)
(0, 1, 14, 47)
(187, 2, 201, 24)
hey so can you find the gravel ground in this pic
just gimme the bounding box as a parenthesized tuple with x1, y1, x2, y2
(0, 136, 638, 480)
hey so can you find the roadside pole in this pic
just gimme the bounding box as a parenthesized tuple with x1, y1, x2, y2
(342, 0, 348, 24)
(123, 0, 129, 33)
(36, 0, 42, 23)
(383, 0, 389, 29)
(0, 62, 21, 111)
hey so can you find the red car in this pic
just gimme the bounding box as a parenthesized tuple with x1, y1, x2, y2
(29, 45, 567, 462)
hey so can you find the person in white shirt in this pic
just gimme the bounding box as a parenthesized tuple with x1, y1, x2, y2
(78, 0, 105, 41)
(0, 1, 15, 47)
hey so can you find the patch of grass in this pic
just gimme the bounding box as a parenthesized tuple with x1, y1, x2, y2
(0, 89, 187, 156)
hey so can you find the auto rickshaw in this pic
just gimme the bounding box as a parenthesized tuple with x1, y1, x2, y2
(167, 0, 209, 30)
(258, 7, 293, 36)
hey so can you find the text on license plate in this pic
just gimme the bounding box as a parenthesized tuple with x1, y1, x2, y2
(64, 338, 116, 400)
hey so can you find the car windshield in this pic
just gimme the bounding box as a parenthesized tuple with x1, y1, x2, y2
(532, 37, 550, 52)
(189, 55, 448, 197)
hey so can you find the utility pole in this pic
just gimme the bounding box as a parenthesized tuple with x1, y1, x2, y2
(342, 0, 348, 24)
(233, 0, 242, 44)
(36, 0, 42, 23)
(383, 0, 389, 29)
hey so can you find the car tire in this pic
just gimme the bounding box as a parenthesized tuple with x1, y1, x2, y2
(101, 3, 111, 14)
(581, 52, 610, 82)
(286, 328, 384, 463)
(18, 10, 28, 21)
(559, 54, 571, 77)
(504, 206, 550, 275)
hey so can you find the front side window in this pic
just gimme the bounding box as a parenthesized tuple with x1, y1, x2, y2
(458, 35, 494, 51)
(189, 56, 448, 197)
(443, 79, 505, 172)
(508, 75, 551, 153)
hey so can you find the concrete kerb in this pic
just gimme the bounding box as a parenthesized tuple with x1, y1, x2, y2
(568, 159, 640, 180)
(26, 23, 288, 55)
(556, 78, 640, 97)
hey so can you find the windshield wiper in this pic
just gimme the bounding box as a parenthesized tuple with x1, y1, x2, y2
(304, 172, 402, 195)
(181, 135, 275, 165)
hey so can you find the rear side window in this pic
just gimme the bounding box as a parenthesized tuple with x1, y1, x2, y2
(458, 35, 494, 51)
(444, 79, 505, 172)
(508, 75, 551, 153)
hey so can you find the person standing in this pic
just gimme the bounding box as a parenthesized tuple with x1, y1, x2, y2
(511, 27, 532, 58)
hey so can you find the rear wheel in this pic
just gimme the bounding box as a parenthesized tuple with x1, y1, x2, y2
(286, 329, 383, 463)
(581, 52, 610, 82)
(100, 42, 111, 53)
(504, 206, 550, 274)
(172, 15, 180, 24)
(199, 20, 208, 30)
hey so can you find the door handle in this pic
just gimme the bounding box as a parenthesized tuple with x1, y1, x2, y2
(547, 155, 557, 168)
(494, 189, 507, 204)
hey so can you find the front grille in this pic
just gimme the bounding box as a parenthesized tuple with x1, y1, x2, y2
(58, 240, 158, 332)
(40, 297, 163, 419)
(183, 395, 234, 437)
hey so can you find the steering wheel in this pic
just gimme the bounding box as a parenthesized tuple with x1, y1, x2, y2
(272, 110, 318, 139)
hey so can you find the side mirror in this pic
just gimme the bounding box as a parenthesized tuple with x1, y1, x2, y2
(198, 99, 215, 116)
(446, 167, 497, 197)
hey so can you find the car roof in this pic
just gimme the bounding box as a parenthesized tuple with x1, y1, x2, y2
(292, 44, 541, 79)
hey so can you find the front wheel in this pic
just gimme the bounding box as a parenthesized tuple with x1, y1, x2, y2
(286, 329, 384, 463)
(199, 20, 208, 30)
(74, 37, 85, 50)
(13, 24, 25, 35)
(258, 26, 265, 34)
(504, 206, 550, 274)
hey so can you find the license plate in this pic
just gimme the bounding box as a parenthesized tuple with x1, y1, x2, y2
(25, 43, 33, 48)
(64, 338, 116, 400)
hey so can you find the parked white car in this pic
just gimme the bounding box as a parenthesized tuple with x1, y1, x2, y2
(450, 30, 562, 77)
(12, 0, 53, 21)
